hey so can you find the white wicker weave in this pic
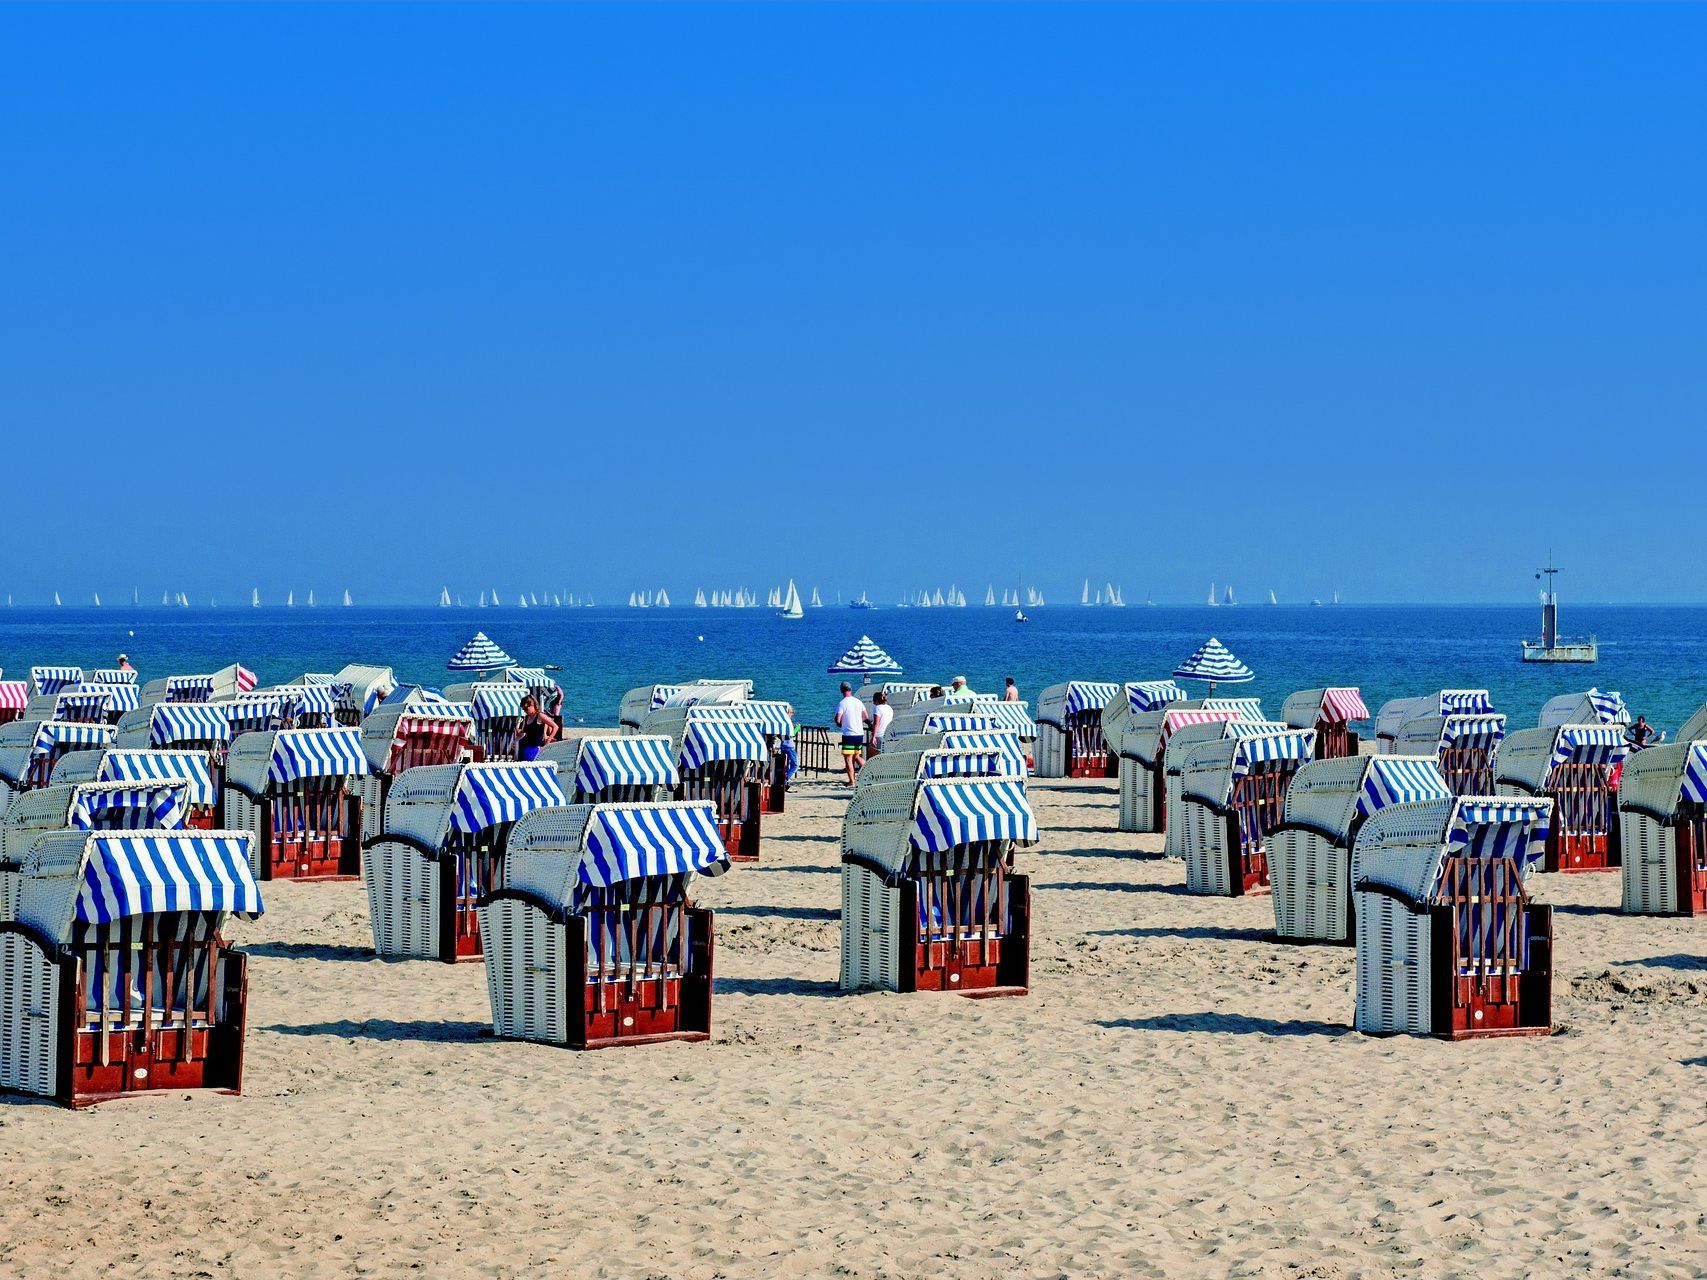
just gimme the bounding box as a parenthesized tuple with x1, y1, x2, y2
(1617, 743, 1698, 915)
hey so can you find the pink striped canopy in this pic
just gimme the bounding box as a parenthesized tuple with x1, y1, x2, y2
(1160, 708, 1239, 742)
(1321, 688, 1370, 722)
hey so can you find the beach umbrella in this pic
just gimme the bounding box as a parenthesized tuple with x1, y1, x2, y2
(447, 631, 515, 672)
(1172, 636, 1253, 694)
(828, 635, 901, 681)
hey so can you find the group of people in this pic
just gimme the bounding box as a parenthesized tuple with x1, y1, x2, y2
(833, 675, 1020, 785)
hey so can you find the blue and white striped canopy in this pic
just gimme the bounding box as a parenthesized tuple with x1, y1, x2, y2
(69, 784, 187, 832)
(1202, 697, 1263, 719)
(265, 728, 370, 784)
(1548, 724, 1630, 771)
(940, 730, 1029, 776)
(920, 749, 1004, 778)
(1587, 689, 1628, 725)
(1126, 681, 1188, 713)
(922, 713, 998, 734)
(576, 736, 679, 794)
(278, 684, 339, 719)
(53, 689, 114, 719)
(449, 764, 566, 835)
(680, 719, 769, 769)
(224, 694, 285, 729)
(166, 674, 216, 701)
(1438, 714, 1506, 749)
(33, 721, 115, 758)
(1681, 743, 1707, 806)
(911, 779, 1038, 852)
(827, 635, 902, 676)
(151, 703, 232, 746)
(504, 667, 558, 692)
(471, 684, 529, 721)
(403, 701, 475, 722)
(1064, 682, 1122, 716)
(30, 666, 83, 697)
(1173, 638, 1254, 685)
(89, 669, 138, 686)
(447, 632, 515, 671)
(76, 833, 263, 924)
(648, 684, 684, 711)
(77, 682, 139, 714)
(1226, 719, 1288, 740)
(97, 750, 218, 807)
(1231, 730, 1316, 777)
(1440, 690, 1493, 716)
(688, 702, 795, 739)
(1447, 799, 1551, 872)
(976, 700, 1037, 738)
(579, 803, 729, 887)
(1358, 757, 1451, 817)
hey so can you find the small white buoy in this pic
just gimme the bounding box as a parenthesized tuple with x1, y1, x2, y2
(697, 635, 704, 642)
(128, 630, 134, 637)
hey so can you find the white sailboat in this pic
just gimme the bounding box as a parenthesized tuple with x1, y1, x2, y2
(1268, 589, 1279, 606)
(1207, 583, 1218, 607)
(809, 587, 822, 608)
(287, 590, 295, 608)
(132, 588, 139, 606)
(1106, 583, 1125, 607)
(1332, 591, 1340, 605)
(92, 592, 101, 607)
(53, 592, 61, 606)
(1082, 578, 1092, 606)
(343, 589, 353, 607)
(657, 588, 671, 608)
(1095, 589, 1103, 606)
(251, 588, 260, 608)
(985, 585, 996, 606)
(1224, 585, 1236, 606)
(440, 587, 452, 607)
(162, 590, 169, 606)
(778, 579, 804, 620)
(177, 592, 189, 608)
(932, 588, 946, 607)
(307, 590, 315, 607)
(694, 588, 707, 607)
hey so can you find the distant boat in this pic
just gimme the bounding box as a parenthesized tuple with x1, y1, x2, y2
(132, 588, 139, 606)
(1208, 583, 1218, 607)
(694, 588, 707, 607)
(287, 590, 295, 608)
(343, 589, 353, 607)
(92, 593, 101, 607)
(54, 591, 62, 606)
(519, 594, 529, 609)
(1268, 589, 1278, 606)
(177, 592, 189, 608)
(1106, 583, 1125, 607)
(656, 588, 670, 608)
(251, 588, 260, 607)
(1146, 592, 1154, 606)
(985, 585, 996, 606)
(162, 591, 169, 606)
(440, 587, 452, 607)
(1332, 591, 1340, 605)
(1014, 608, 1029, 623)
(530, 592, 539, 606)
(809, 587, 822, 608)
(850, 591, 874, 610)
(307, 590, 315, 608)
(1082, 578, 1092, 606)
(779, 579, 804, 620)
(1311, 598, 1323, 607)
(1224, 585, 1236, 606)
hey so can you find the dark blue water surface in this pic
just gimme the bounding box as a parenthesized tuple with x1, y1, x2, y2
(2, 605, 1702, 733)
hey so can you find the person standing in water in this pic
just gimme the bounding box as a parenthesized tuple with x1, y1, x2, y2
(1002, 677, 1020, 702)
(516, 693, 559, 761)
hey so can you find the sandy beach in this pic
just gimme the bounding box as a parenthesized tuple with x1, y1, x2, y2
(3, 776, 1704, 1279)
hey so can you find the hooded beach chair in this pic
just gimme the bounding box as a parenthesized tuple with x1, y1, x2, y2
(0, 780, 189, 922)
(1176, 727, 1316, 896)
(1281, 687, 1370, 760)
(645, 701, 796, 814)
(1110, 701, 1223, 834)
(841, 774, 1038, 997)
(356, 702, 477, 816)
(853, 744, 1009, 790)
(1353, 797, 1553, 1038)
(462, 683, 531, 762)
(1159, 705, 1264, 853)
(876, 730, 1030, 781)
(361, 761, 566, 962)
(330, 663, 396, 726)
(142, 664, 258, 708)
(544, 733, 679, 805)
(28, 666, 84, 699)
(1267, 756, 1450, 942)
(1617, 741, 1707, 915)
(1537, 689, 1629, 730)
(0, 828, 261, 1106)
(1034, 682, 1123, 778)
(1374, 691, 1493, 753)
(1495, 724, 1629, 872)
(88, 669, 137, 688)
(618, 679, 753, 732)
(641, 709, 770, 861)
(0, 721, 116, 812)
(478, 801, 728, 1049)
(115, 703, 233, 818)
(1389, 711, 1507, 796)
(32, 686, 119, 727)
(853, 681, 936, 710)
(222, 727, 370, 881)
(0, 681, 28, 729)
(71, 749, 222, 831)
(502, 666, 560, 710)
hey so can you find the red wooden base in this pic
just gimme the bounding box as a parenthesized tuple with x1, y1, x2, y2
(1068, 753, 1117, 779)
(1547, 831, 1616, 874)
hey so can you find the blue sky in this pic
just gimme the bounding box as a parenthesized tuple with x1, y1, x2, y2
(4, 4, 1703, 605)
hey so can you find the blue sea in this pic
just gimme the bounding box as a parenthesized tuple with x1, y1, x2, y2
(2, 604, 1703, 734)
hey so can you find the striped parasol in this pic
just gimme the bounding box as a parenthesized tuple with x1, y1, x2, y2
(1173, 637, 1254, 691)
(447, 631, 515, 672)
(827, 635, 901, 679)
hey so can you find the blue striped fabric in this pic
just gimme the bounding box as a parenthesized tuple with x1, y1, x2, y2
(30, 666, 83, 697)
(648, 685, 684, 711)
(224, 694, 285, 732)
(504, 667, 559, 693)
(576, 736, 679, 794)
(89, 669, 138, 686)
(471, 684, 529, 721)
(97, 750, 219, 806)
(1448, 799, 1551, 872)
(680, 719, 769, 769)
(151, 703, 232, 746)
(1226, 719, 1289, 739)
(939, 730, 1029, 776)
(447, 632, 515, 671)
(1681, 743, 1707, 806)
(579, 803, 729, 886)
(977, 701, 1037, 738)
(76, 682, 139, 714)
(53, 690, 114, 719)
(920, 749, 1004, 778)
(32, 721, 115, 757)
(278, 684, 339, 718)
(1358, 757, 1451, 817)
(827, 635, 902, 676)
(1438, 714, 1506, 749)
(302, 673, 338, 686)
(911, 779, 1038, 852)
(1202, 697, 1263, 719)
(1440, 690, 1494, 715)
(166, 674, 217, 701)
(405, 701, 474, 721)
(1587, 689, 1627, 725)
(688, 702, 795, 739)
(76, 833, 263, 924)
(449, 764, 566, 834)
(1126, 681, 1188, 713)
(1172, 638, 1254, 685)
(1064, 682, 1122, 716)
(68, 784, 187, 831)
(922, 713, 998, 734)
(1231, 730, 1316, 775)
(1548, 724, 1630, 771)
(265, 728, 370, 784)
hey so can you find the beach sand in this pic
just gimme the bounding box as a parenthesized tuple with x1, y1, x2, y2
(3, 778, 1705, 1278)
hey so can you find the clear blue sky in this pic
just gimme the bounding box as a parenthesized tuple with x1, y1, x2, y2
(4, 4, 1703, 605)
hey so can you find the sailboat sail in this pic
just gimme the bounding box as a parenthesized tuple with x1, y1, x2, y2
(779, 579, 804, 619)
(809, 587, 822, 608)
(251, 588, 260, 608)
(657, 588, 670, 608)
(1268, 589, 1278, 605)
(343, 589, 353, 607)
(287, 590, 295, 608)
(1208, 583, 1218, 606)
(440, 587, 452, 607)
(1082, 578, 1091, 606)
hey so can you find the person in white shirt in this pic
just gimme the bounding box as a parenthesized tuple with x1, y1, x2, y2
(870, 690, 894, 752)
(834, 683, 868, 785)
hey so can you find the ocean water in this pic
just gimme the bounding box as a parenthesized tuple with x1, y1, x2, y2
(2, 604, 1704, 734)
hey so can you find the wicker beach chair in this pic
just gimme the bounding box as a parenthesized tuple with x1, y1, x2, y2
(647, 701, 796, 813)
(222, 728, 370, 881)
(1109, 703, 1229, 834)
(355, 703, 477, 818)
(361, 761, 566, 962)
(0, 682, 28, 729)
(1160, 714, 1264, 856)
(75, 681, 139, 724)
(1176, 727, 1316, 896)
(464, 683, 530, 762)
(1353, 797, 1553, 1038)
(27, 667, 83, 700)
(1495, 724, 1629, 872)
(33, 687, 117, 727)
(77, 749, 222, 831)
(330, 664, 396, 726)
(620, 679, 754, 732)
(0, 828, 261, 1106)
(641, 709, 770, 862)
(550, 733, 679, 805)
(1374, 691, 1493, 754)
(1281, 687, 1370, 760)
(1267, 756, 1450, 942)
(1390, 711, 1508, 796)
(0, 721, 117, 815)
(1617, 741, 1707, 915)
(840, 774, 1038, 997)
(144, 664, 257, 708)
(477, 801, 728, 1049)
(878, 730, 1030, 779)
(853, 745, 1009, 789)
(1537, 689, 1630, 730)
(1033, 682, 1122, 778)
(115, 703, 233, 822)
(501, 666, 560, 710)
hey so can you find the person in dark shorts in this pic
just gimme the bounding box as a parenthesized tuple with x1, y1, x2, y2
(517, 693, 559, 762)
(835, 682, 868, 785)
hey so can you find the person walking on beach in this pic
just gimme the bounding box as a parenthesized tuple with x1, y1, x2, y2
(835, 683, 868, 784)
(516, 693, 558, 762)
(870, 690, 893, 754)
(1002, 677, 1019, 702)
